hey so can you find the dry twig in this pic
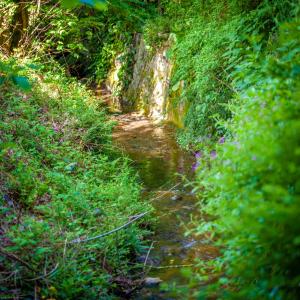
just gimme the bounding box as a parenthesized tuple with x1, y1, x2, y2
(69, 211, 149, 244)
(26, 263, 59, 281)
(143, 241, 154, 269)
(0, 247, 36, 273)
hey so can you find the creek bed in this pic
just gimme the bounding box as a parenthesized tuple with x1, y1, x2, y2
(113, 113, 217, 299)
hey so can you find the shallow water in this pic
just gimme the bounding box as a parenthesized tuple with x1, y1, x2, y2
(113, 113, 217, 299)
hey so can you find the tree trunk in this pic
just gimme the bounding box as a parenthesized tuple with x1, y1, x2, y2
(9, 0, 29, 52)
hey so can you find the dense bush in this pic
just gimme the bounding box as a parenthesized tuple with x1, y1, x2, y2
(194, 19, 300, 299)
(0, 1, 156, 298)
(144, 0, 299, 146)
(38, 5, 141, 81)
(142, 1, 300, 299)
(0, 0, 151, 83)
(0, 58, 151, 299)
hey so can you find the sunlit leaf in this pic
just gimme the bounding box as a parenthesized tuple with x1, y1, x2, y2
(62, 0, 107, 10)
(61, 0, 79, 9)
(94, 0, 108, 11)
(80, 0, 108, 10)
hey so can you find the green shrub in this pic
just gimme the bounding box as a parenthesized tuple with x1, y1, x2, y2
(195, 19, 300, 299)
(0, 58, 152, 299)
(144, 0, 299, 147)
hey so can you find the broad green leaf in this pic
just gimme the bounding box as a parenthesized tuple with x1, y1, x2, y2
(62, 0, 107, 10)
(94, 0, 108, 11)
(80, 0, 108, 10)
(61, 0, 79, 9)
(12, 76, 31, 90)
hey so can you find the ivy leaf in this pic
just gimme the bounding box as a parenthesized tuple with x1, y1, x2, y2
(12, 76, 31, 90)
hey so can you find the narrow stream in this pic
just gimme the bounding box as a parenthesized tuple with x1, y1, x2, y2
(113, 113, 217, 299)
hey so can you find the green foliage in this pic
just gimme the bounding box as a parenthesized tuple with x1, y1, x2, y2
(37, 0, 150, 83)
(0, 57, 152, 298)
(194, 20, 300, 299)
(90, 19, 135, 82)
(61, 0, 108, 11)
(0, 59, 32, 90)
(0, 0, 151, 84)
(144, 0, 299, 147)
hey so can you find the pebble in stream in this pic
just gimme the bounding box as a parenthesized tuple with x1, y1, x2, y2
(112, 113, 218, 299)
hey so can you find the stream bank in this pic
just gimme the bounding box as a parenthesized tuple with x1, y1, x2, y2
(112, 113, 217, 299)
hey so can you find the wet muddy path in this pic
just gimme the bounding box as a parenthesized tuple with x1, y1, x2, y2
(112, 113, 217, 299)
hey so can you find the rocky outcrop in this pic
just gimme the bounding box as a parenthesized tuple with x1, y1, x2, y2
(124, 34, 172, 121)
(106, 34, 188, 127)
(105, 53, 124, 111)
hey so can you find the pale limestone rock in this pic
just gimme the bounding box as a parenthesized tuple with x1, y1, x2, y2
(106, 34, 188, 127)
(144, 277, 163, 286)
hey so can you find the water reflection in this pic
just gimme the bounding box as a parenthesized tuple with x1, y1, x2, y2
(113, 113, 217, 299)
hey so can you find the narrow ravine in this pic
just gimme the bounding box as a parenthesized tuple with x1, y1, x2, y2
(113, 113, 217, 299)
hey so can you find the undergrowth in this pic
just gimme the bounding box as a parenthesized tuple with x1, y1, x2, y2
(192, 16, 300, 300)
(0, 57, 152, 299)
(144, 0, 299, 147)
